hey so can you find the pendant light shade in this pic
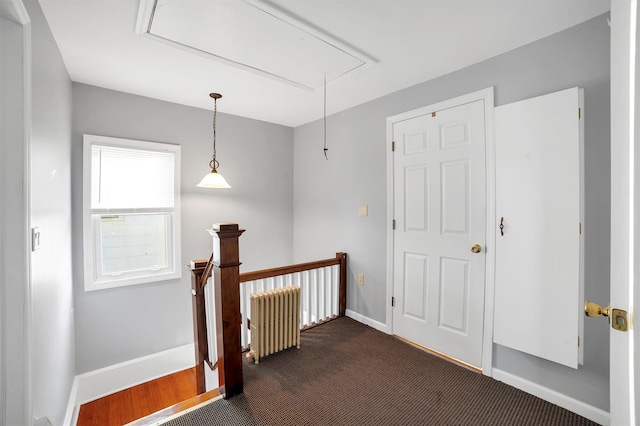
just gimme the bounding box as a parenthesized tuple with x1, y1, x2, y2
(197, 92, 231, 188)
(197, 170, 231, 188)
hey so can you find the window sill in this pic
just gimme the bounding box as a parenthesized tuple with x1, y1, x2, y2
(84, 270, 182, 292)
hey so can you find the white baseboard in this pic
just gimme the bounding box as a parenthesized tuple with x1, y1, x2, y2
(345, 310, 388, 333)
(342, 314, 607, 424)
(492, 368, 610, 426)
(63, 344, 195, 426)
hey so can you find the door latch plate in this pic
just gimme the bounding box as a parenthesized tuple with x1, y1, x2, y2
(611, 309, 628, 332)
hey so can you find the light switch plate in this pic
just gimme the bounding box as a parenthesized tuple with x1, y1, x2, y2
(31, 227, 41, 251)
(358, 205, 368, 217)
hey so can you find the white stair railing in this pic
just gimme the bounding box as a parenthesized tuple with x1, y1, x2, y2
(190, 251, 346, 395)
(238, 253, 346, 350)
(239, 264, 340, 349)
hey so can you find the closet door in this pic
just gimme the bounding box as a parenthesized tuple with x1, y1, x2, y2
(493, 87, 584, 368)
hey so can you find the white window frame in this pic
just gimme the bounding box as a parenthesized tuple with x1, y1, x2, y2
(83, 134, 181, 291)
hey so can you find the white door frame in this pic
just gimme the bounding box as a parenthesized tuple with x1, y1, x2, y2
(0, 0, 32, 424)
(610, 1, 637, 424)
(386, 87, 496, 375)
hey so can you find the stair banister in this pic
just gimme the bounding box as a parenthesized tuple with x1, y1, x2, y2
(189, 224, 347, 397)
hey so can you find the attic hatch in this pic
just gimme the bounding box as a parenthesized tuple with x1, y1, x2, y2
(136, 0, 376, 91)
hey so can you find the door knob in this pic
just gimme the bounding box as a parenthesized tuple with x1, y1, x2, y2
(584, 301, 609, 319)
(585, 301, 629, 331)
(471, 244, 482, 253)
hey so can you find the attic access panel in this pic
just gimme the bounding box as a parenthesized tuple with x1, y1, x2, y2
(136, 0, 375, 90)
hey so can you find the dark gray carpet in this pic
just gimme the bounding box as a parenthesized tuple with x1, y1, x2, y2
(162, 317, 599, 425)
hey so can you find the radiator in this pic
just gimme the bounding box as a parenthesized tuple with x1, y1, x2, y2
(248, 285, 301, 364)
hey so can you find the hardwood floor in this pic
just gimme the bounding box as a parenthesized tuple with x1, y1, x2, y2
(77, 367, 200, 426)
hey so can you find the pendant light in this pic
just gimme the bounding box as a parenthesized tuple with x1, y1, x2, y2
(197, 93, 231, 188)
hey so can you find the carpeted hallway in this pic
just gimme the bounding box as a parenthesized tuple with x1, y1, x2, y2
(162, 317, 599, 425)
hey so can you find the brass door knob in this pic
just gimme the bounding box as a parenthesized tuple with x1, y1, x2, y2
(584, 301, 610, 318)
(471, 244, 482, 253)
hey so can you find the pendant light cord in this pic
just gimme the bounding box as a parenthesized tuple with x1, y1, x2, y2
(323, 74, 328, 160)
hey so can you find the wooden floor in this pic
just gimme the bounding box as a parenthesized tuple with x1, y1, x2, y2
(77, 367, 199, 426)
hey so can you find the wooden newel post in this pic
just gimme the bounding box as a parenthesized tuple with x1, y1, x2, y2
(209, 223, 245, 399)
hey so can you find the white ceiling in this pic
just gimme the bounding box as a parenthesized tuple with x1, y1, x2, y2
(38, 0, 610, 127)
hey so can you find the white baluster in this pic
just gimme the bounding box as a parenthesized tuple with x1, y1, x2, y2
(293, 272, 302, 327)
(323, 266, 331, 319)
(240, 281, 247, 348)
(312, 269, 318, 324)
(303, 271, 310, 327)
(204, 277, 217, 367)
(318, 267, 326, 321)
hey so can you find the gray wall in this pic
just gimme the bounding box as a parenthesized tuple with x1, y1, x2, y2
(72, 84, 294, 373)
(25, 0, 76, 424)
(293, 15, 610, 410)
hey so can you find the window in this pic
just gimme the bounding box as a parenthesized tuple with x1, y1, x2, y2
(83, 134, 181, 291)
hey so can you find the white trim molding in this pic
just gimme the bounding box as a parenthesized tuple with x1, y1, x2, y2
(134, 0, 376, 92)
(0, 1, 32, 425)
(64, 344, 195, 426)
(492, 368, 610, 426)
(147, 394, 225, 425)
(345, 310, 387, 333)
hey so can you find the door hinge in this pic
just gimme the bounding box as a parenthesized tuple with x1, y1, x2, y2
(578, 108, 581, 119)
(392, 297, 395, 307)
(579, 223, 582, 234)
(578, 336, 580, 347)
(392, 141, 395, 152)
(392, 219, 396, 230)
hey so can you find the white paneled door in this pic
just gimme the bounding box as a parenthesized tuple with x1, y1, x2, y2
(392, 99, 486, 369)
